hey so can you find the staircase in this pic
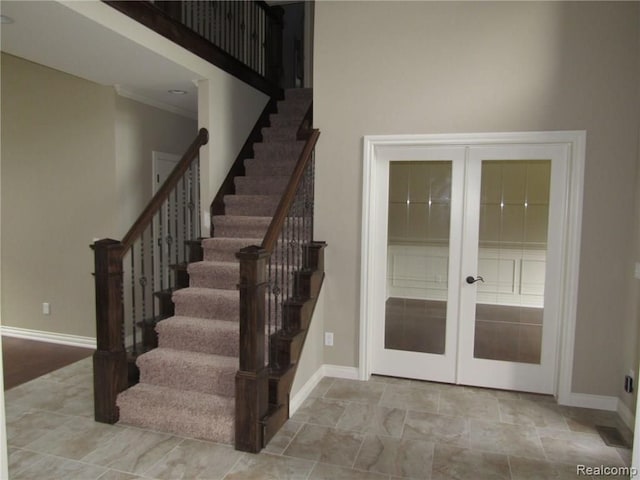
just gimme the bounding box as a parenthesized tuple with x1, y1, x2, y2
(115, 89, 313, 444)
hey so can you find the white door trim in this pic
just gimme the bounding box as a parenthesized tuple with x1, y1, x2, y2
(360, 131, 586, 402)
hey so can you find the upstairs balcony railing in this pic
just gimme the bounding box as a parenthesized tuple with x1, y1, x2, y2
(106, 1, 284, 96)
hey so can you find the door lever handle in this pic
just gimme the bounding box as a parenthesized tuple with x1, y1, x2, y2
(466, 275, 484, 284)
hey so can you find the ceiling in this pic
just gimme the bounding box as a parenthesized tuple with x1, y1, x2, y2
(0, 1, 200, 118)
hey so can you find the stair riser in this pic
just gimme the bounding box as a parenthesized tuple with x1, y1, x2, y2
(244, 159, 296, 177)
(261, 127, 298, 142)
(224, 196, 280, 217)
(118, 408, 234, 444)
(188, 264, 239, 290)
(138, 356, 236, 397)
(234, 176, 289, 196)
(253, 142, 305, 161)
(213, 223, 269, 239)
(173, 293, 239, 321)
(159, 331, 239, 357)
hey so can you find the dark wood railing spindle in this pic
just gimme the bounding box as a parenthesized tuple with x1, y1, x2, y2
(92, 128, 208, 424)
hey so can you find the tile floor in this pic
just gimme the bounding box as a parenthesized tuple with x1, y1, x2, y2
(4, 357, 635, 479)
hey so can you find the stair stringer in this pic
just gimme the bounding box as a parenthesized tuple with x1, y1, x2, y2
(261, 243, 326, 447)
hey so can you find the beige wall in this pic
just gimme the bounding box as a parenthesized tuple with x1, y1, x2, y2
(198, 77, 268, 234)
(115, 96, 197, 236)
(1, 54, 199, 338)
(314, 2, 640, 397)
(1, 53, 117, 338)
(291, 287, 325, 398)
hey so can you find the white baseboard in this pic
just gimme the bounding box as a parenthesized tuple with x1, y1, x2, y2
(289, 367, 324, 416)
(558, 391, 619, 411)
(618, 398, 636, 432)
(289, 364, 361, 416)
(1, 326, 96, 349)
(322, 364, 360, 380)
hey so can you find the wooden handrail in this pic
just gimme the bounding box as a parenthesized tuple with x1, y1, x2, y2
(261, 128, 320, 253)
(121, 128, 208, 252)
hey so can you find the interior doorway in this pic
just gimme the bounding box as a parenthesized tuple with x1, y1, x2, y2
(360, 132, 585, 399)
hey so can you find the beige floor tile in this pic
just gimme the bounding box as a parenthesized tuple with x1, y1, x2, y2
(308, 377, 337, 399)
(8, 447, 47, 478)
(498, 398, 568, 430)
(402, 410, 469, 447)
(371, 375, 414, 386)
(223, 452, 314, 479)
(6, 410, 73, 447)
(80, 427, 183, 475)
(309, 462, 390, 479)
(336, 403, 406, 437)
(97, 470, 146, 480)
(468, 420, 545, 459)
(509, 454, 582, 479)
(145, 438, 242, 479)
(25, 415, 124, 460)
(353, 434, 434, 478)
(559, 406, 623, 434)
(264, 420, 304, 454)
(324, 378, 387, 404)
(291, 396, 349, 426)
(379, 384, 439, 413)
(438, 390, 500, 421)
(431, 444, 510, 480)
(12, 453, 107, 480)
(283, 423, 364, 467)
(538, 429, 626, 467)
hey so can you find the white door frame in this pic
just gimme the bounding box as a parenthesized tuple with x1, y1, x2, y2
(360, 131, 586, 403)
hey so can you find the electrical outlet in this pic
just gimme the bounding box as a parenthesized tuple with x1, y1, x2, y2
(42, 302, 50, 315)
(324, 332, 334, 347)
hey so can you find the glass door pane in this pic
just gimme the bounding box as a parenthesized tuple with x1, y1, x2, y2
(473, 160, 551, 364)
(385, 161, 452, 355)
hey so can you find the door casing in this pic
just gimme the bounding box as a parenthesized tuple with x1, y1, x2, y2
(360, 131, 586, 403)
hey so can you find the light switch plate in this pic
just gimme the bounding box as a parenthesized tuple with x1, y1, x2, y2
(635, 262, 640, 280)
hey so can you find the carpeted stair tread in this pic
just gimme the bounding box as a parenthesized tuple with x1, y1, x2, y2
(137, 347, 237, 397)
(173, 287, 239, 320)
(261, 125, 299, 142)
(116, 88, 314, 443)
(212, 215, 272, 238)
(188, 261, 239, 290)
(244, 157, 297, 177)
(157, 316, 239, 357)
(224, 194, 280, 217)
(253, 141, 306, 161)
(202, 237, 261, 262)
(269, 113, 303, 129)
(285, 88, 312, 100)
(234, 175, 289, 196)
(117, 383, 234, 444)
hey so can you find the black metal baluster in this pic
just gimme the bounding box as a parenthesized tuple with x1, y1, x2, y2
(182, 172, 188, 260)
(174, 181, 179, 265)
(130, 247, 136, 354)
(150, 216, 156, 322)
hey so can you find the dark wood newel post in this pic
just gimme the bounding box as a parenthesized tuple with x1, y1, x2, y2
(235, 245, 270, 452)
(92, 239, 127, 424)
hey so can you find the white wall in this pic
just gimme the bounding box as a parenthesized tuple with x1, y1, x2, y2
(314, 1, 640, 399)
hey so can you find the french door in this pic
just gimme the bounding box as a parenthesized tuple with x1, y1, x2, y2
(371, 142, 569, 394)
